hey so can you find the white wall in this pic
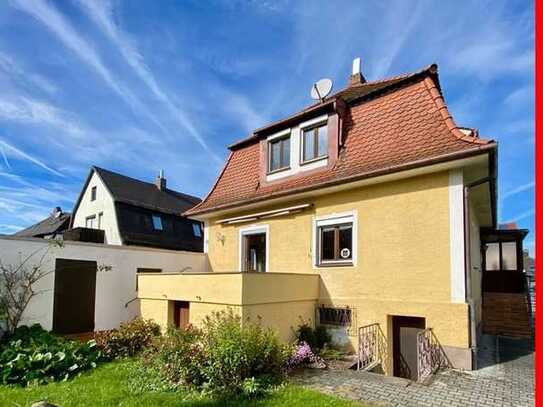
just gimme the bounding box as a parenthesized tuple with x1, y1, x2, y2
(0, 236, 206, 331)
(72, 172, 121, 245)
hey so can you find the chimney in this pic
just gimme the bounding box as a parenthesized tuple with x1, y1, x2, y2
(155, 169, 166, 191)
(349, 57, 366, 86)
(52, 206, 62, 218)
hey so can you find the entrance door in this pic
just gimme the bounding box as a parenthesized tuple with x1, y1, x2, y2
(392, 316, 425, 380)
(242, 232, 266, 272)
(53, 259, 97, 334)
(173, 301, 190, 329)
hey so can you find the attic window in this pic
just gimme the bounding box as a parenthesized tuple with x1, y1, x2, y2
(152, 215, 163, 231)
(302, 122, 328, 163)
(91, 186, 97, 201)
(268, 134, 290, 173)
(192, 223, 202, 237)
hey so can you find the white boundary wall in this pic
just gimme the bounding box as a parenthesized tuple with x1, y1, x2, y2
(0, 236, 205, 331)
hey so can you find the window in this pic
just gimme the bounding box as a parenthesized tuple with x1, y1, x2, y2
(302, 122, 328, 162)
(315, 213, 355, 267)
(98, 212, 103, 229)
(85, 215, 96, 229)
(484, 241, 519, 271)
(268, 135, 290, 173)
(318, 306, 352, 327)
(91, 186, 97, 201)
(192, 223, 202, 237)
(152, 215, 163, 230)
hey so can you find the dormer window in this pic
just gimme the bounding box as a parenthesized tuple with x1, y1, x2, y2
(268, 133, 290, 173)
(302, 122, 328, 163)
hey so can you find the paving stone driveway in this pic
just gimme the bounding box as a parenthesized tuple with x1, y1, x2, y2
(292, 335, 534, 407)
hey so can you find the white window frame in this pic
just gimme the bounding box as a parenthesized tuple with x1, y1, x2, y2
(312, 211, 357, 268)
(85, 215, 96, 229)
(98, 212, 103, 229)
(300, 116, 330, 168)
(238, 224, 269, 272)
(300, 115, 329, 165)
(90, 186, 97, 201)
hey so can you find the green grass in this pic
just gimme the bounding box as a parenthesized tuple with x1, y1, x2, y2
(0, 360, 365, 407)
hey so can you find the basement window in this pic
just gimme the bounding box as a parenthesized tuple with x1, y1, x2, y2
(152, 215, 163, 231)
(318, 306, 352, 327)
(268, 134, 291, 173)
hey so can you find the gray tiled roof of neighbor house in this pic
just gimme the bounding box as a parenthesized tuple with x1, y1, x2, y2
(13, 210, 71, 238)
(93, 166, 201, 215)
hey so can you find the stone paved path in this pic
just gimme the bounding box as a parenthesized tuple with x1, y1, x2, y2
(292, 335, 534, 407)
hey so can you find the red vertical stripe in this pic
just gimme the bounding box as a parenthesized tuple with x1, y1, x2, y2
(536, 0, 542, 405)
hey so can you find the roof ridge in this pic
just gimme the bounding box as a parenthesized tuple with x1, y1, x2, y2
(93, 166, 200, 204)
(422, 77, 493, 146)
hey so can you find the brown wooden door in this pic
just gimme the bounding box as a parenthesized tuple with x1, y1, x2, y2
(173, 301, 190, 329)
(392, 316, 425, 380)
(53, 259, 97, 334)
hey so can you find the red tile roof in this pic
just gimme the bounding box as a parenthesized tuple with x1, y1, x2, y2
(186, 65, 496, 216)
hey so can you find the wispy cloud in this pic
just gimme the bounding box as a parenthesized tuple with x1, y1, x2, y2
(0, 96, 85, 138)
(77, 0, 222, 163)
(0, 147, 11, 169)
(501, 181, 535, 200)
(504, 85, 534, 107)
(0, 51, 58, 94)
(503, 208, 535, 224)
(10, 0, 168, 135)
(0, 138, 63, 177)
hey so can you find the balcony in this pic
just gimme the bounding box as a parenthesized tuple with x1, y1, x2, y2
(137, 271, 320, 306)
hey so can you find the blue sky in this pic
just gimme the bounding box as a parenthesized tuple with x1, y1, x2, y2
(0, 0, 534, 252)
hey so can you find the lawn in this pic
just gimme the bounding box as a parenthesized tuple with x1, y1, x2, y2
(0, 360, 364, 407)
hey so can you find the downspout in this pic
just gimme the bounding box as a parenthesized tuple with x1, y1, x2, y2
(463, 174, 495, 370)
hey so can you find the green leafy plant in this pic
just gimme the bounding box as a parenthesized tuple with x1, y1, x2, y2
(134, 309, 291, 398)
(94, 318, 160, 359)
(199, 310, 289, 397)
(0, 324, 102, 386)
(295, 322, 331, 353)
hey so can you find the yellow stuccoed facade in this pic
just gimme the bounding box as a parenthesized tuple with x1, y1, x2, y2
(139, 169, 477, 372)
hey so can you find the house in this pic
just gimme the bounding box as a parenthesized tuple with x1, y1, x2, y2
(1, 166, 208, 335)
(138, 60, 517, 379)
(12, 207, 71, 239)
(71, 166, 204, 252)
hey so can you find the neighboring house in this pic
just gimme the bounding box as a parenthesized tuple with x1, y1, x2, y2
(12, 207, 71, 239)
(71, 166, 203, 252)
(137, 60, 530, 380)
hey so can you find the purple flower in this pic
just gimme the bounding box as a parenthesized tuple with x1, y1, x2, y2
(285, 342, 321, 371)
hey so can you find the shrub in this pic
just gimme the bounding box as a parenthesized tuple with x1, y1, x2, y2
(94, 318, 160, 359)
(295, 322, 331, 353)
(135, 309, 291, 398)
(0, 324, 102, 386)
(143, 325, 206, 389)
(199, 310, 290, 397)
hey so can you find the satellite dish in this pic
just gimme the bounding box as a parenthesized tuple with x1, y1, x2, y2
(311, 78, 333, 101)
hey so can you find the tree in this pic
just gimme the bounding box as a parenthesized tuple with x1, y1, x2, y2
(0, 239, 63, 333)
